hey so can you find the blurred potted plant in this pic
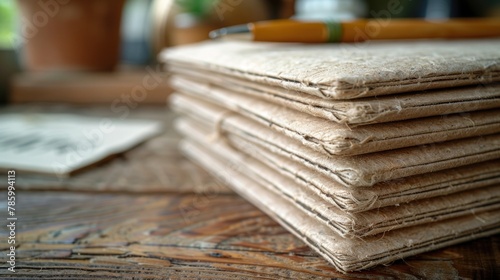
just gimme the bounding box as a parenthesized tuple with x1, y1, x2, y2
(151, 0, 272, 51)
(0, 0, 19, 104)
(170, 0, 218, 45)
(16, 0, 125, 72)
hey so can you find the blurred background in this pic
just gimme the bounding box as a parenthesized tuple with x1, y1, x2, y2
(1, 0, 500, 105)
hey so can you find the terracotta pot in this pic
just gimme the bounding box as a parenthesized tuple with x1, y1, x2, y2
(17, 0, 124, 72)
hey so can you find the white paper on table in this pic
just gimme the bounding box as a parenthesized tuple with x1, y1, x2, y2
(0, 113, 163, 177)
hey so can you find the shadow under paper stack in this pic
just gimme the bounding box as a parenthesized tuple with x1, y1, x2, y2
(161, 39, 500, 272)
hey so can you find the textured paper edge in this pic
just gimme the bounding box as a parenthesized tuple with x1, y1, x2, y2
(180, 137, 500, 272)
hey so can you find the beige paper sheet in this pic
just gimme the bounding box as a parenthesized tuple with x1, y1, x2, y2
(171, 93, 500, 187)
(170, 70, 500, 125)
(170, 82, 500, 156)
(161, 40, 500, 100)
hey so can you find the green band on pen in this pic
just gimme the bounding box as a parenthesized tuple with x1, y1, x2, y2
(325, 21, 342, 43)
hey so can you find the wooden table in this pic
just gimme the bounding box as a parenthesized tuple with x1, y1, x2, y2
(0, 105, 498, 279)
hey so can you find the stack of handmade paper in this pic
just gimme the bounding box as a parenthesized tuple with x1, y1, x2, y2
(161, 40, 500, 272)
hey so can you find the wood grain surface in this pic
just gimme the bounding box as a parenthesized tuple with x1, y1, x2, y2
(0, 191, 498, 279)
(0, 105, 498, 279)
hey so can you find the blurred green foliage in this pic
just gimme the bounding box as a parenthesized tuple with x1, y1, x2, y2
(175, 0, 217, 18)
(0, 0, 17, 48)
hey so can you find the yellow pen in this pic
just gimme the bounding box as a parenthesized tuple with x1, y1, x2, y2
(209, 18, 500, 43)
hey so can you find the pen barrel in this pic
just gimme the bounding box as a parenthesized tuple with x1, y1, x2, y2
(252, 20, 328, 43)
(251, 19, 500, 43)
(342, 19, 500, 42)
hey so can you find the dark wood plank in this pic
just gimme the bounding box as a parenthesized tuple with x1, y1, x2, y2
(0, 191, 498, 279)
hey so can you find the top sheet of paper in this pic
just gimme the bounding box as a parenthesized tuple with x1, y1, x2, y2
(0, 113, 162, 177)
(161, 40, 500, 99)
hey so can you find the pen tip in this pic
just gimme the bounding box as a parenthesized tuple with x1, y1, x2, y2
(209, 24, 250, 40)
(209, 29, 224, 39)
